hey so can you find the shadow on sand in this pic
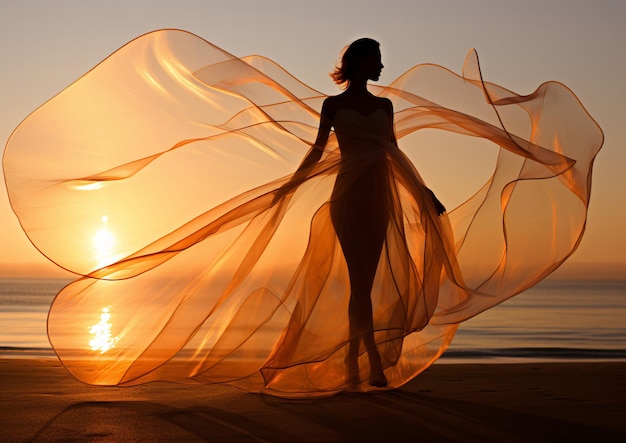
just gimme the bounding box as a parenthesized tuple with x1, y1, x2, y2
(28, 389, 623, 442)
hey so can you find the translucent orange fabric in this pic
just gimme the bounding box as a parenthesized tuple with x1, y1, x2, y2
(3, 30, 603, 397)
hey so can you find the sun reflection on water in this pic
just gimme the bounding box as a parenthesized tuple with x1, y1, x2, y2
(88, 306, 120, 353)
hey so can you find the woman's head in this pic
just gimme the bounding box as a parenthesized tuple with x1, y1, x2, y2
(330, 38, 383, 87)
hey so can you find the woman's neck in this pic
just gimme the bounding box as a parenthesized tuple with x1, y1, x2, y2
(346, 77, 370, 95)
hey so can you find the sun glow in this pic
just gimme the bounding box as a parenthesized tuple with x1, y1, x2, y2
(88, 306, 121, 353)
(93, 215, 116, 268)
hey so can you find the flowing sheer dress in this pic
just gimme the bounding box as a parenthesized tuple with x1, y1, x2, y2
(3, 30, 603, 397)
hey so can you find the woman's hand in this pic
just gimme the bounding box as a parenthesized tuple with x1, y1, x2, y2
(427, 188, 446, 215)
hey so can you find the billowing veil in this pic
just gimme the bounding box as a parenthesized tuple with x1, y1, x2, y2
(3, 30, 603, 397)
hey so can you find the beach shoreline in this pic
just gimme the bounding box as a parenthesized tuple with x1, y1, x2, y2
(1, 358, 624, 442)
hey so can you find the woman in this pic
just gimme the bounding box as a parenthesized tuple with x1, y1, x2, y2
(4, 30, 602, 397)
(276, 38, 445, 387)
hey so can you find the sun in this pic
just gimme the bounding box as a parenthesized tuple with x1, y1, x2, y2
(93, 215, 116, 268)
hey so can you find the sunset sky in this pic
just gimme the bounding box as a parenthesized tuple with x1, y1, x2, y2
(1, 0, 624, 278)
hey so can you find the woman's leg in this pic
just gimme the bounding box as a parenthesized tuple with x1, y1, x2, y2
(331, 181, 389, 387)
(345, 243, 387, 387)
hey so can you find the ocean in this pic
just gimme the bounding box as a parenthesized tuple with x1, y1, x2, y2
(1, 277, 625, 362)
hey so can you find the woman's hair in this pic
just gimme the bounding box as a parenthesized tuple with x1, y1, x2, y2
(330, 38, 380, 87)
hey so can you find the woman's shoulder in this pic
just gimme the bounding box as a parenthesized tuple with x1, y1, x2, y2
(321, 96, 341, 119)
(377, 97, 393, 113)
(322, 95, 392, 117)
(370, 96, 393, 117)
(322, 95, 341, 109)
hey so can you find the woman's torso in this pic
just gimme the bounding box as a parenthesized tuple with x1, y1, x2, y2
(329, 106, 394, 219)
(332, 107, 393, 155)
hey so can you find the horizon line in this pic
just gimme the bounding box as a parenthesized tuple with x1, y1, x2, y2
(0, 260, 624, 280)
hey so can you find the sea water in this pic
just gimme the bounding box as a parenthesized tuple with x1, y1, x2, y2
(1, 277, 625, 361)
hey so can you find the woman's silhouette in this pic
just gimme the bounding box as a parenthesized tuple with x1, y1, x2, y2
(277, 38, 443, 387)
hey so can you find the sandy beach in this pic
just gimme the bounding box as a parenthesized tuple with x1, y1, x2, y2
(0, 359, 624, 442)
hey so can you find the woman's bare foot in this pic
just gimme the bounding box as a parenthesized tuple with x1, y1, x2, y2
(369, 370, 388, 387)
(368, 352, 387, 387)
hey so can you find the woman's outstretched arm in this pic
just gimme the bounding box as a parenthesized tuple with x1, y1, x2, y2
(273, 99, 333, 202)
(298, 98, 334, 168)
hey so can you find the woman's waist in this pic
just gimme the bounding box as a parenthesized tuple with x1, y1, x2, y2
(336, 157, 389, 176)
(337, 142, 390, 154)
(334, 162, 390, 190)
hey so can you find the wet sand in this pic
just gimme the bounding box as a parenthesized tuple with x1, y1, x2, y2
(1, 359, 624, 442)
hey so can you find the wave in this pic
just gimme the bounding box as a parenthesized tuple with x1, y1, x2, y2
(3, 346, 626, 362)
(0, 347, 55, 358)
(441, 347, 626, 360)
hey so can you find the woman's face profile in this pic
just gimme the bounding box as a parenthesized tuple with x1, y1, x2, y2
(363, 49, 383, 82)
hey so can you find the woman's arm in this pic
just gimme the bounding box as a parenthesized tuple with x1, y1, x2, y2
(299, 98, 333, 167)
(386, 98, 445, 215)
(384, 97, 399, 148)
(273, 98, 333, 202)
